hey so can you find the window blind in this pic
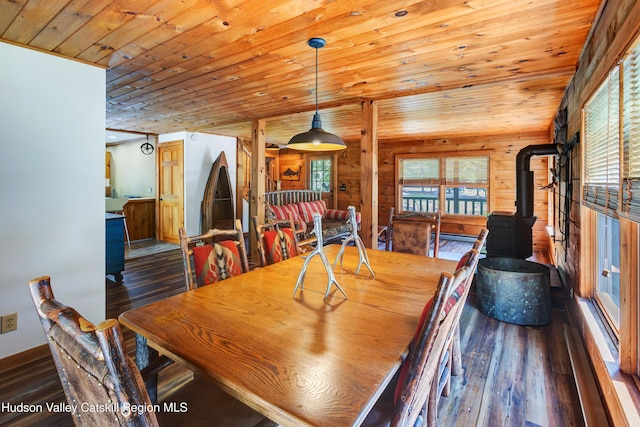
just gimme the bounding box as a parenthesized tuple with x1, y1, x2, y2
(399, 158, 439, 186)
(583, 66, 620, 214)
(444, 156, 489, 185)
(622, 47, 640, 222)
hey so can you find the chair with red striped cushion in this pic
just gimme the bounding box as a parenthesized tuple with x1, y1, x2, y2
(252, 216, 300, 267)
(179, 219, 250, 291)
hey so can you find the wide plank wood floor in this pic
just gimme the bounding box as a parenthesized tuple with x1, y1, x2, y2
(0, 238, 584, 426)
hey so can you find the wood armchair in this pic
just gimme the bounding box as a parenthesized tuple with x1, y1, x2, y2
(28, 276, 272, 427)
(179, 219, 250, 291)
(386, 208, 442, 257)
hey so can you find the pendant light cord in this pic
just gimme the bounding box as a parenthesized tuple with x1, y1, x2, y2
(315, 44, 319, 115)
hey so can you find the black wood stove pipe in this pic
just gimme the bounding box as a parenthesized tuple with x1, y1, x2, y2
(515, 144, 560, 218)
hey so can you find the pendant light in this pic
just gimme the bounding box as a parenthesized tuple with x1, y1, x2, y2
(287, 38, 346, 151)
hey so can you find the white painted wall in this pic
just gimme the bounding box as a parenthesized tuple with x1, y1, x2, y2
(107, 137, 157, 198)
(0, 42, 105, 358)
(159, 132, 237, 236)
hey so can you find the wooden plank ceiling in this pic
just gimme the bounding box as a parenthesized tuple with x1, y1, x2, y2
(0, 0, 601, 144)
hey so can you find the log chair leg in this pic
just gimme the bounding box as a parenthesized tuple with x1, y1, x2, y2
(451, 325, 463, 376)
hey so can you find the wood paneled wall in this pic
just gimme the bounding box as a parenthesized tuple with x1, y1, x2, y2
(273, 132, 553, 252)
(277, 152, 306, 191)
(338, 132, 553, 251)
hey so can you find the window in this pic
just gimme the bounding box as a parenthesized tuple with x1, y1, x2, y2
(622, 44, 640, 221)
(396, 154, 489, 216)
(583, 67, 620, 214)
(582, 39, 640, 370)
(595, 212, 621, 330)
(309, 158, 332, 192)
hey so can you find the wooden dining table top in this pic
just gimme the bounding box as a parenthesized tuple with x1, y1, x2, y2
(119, 244, 458, 427)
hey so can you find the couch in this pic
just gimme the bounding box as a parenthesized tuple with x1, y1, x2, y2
(265, 190, 361, 243)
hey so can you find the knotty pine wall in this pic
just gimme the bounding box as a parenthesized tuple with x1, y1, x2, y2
(278, 152, 307, 191)
(338, 133, 552, 251)
(283, 131, 554, 253)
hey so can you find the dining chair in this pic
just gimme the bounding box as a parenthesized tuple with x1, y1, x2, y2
(179, 218, 250, 291)
(252, 216, 299, 267)
(385, 207, 442, 257)
(447, 228, 488, 379)
(417, 248, 483, 426)
(28, 275, 273, 427)
(363, 265, 470, 427)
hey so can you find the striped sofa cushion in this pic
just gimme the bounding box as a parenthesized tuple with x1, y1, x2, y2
(270, 203, 302, 222)
(325, 209, 361, 223)
(297, 200, 327, 223)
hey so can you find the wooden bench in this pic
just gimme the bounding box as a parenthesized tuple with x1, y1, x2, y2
(265, 189, 323, 206)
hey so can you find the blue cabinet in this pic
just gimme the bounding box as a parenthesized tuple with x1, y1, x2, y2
(106, 213, 125, 281)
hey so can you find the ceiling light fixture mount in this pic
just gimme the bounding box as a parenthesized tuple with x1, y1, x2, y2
(287, 37, 346, 151)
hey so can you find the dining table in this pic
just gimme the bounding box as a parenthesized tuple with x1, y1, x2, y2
(119, 244, 458, 427)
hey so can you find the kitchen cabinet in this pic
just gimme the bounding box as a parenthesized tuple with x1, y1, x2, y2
(106, 213, 125, 281)
(122, 198, 156, 240)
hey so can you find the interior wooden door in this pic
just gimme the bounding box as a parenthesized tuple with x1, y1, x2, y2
(157, 140, 184, 244)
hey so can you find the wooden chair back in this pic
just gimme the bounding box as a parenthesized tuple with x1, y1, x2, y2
(385, 207, 442, 257)
(425, 249, 481, 424)
(393, 266, 470, 426)
(28, 276, 158, 427)
(427, 229, 489, 424)
(473, 228, 489, 252)
(179, 218, 249, 291)
(252, 216, 299, 267)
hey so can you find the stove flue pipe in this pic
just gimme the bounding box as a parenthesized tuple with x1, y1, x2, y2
(515, 144, 560, 218)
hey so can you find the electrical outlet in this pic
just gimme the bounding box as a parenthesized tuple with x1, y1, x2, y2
(1, 313, 18, 333)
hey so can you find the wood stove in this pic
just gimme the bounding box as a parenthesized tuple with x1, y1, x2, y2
(486, 144, 559, 258)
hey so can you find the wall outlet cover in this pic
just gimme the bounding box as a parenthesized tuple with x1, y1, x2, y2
(1, 313, 17, 333)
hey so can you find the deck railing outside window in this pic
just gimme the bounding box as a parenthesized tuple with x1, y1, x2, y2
(402, 187, 488, 215)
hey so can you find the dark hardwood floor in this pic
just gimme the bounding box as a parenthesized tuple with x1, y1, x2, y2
(0, 239, 584, 426)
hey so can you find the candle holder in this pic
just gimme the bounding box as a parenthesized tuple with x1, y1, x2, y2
(333, 206, 375, 277)
(293, 213, 347, 299)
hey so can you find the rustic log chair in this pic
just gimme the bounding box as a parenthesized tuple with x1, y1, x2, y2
(179, 219, 250, 291)
(473, 228, 489, 252)
(251, 216, 300, 267)
(385, 208, 442, 258)
(425, 247, 482, 425)
(447, 228, 488, 378)
(28, 276, 273, 427)
(362, 265, 470, 427)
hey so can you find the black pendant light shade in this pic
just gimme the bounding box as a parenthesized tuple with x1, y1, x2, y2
(287, 38, 346, 151)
